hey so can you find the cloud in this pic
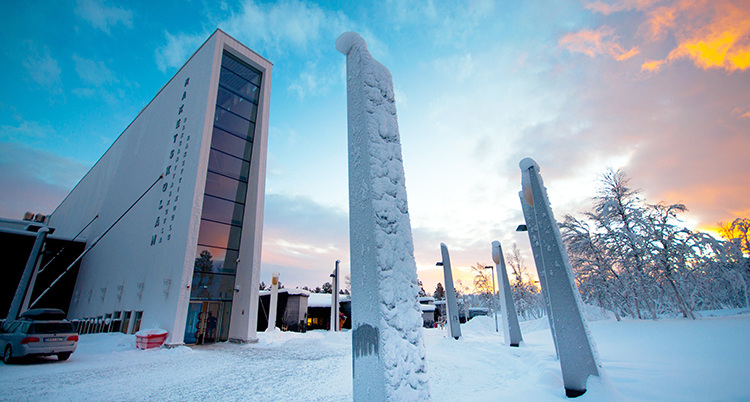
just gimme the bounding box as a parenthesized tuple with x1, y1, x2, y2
(74, 0, 133, 34)
(154, 0, 356, 72)
(260, 193, 350, 288)
(154, 31, 207, 73)
(581, 0, 750, 73)
(22, 41, 63, 97)
(559, 26, 640, 61)
(0, 142, 90, 218)
(220, 0, 348, 56)
(731, 106, 750, 119)
(72, 54, 119, 86)
(288, 62, 334, 100)
(584, 0, 657, 15)
(526, 42, 750, 231)
(0, 118, 55, 143)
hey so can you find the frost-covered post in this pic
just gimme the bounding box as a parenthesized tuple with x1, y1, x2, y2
(519, 158, 601, 398)
(266, 272, 280, 332)
(337, 31, 430, 402)
(519, 190, 558, 357)
(330, 260, 340, 332)
(438, 243, 462, 340)
(492, 241, 523, 347)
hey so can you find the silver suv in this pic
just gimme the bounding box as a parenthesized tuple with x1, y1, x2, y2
(1, 309, 78, 363)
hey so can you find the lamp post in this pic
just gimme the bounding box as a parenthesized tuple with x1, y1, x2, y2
(330, 260, 340, 332)
(484, 266, 499, 332)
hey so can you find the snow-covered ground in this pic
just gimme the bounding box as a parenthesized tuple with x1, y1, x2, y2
(2, 309, 749, 401)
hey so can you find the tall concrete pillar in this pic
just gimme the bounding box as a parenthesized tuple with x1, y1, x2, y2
(438, 243, 462, 340)
(519, 190, 559, 357)
(330, 260, 340, 332)
(266, 272, 279, 332)
(337, 31, 431, 402)
(7, 227, 49, 325)
(519, 158, 601, 398)
(491, 241, 523, 347)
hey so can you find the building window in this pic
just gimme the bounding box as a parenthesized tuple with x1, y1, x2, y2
(122, 311, 131, 334)
(132, 311, 143, 334)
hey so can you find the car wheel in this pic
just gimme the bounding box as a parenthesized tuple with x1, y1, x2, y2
(3, 346, 12, 364)
(57, 352, 71, 361)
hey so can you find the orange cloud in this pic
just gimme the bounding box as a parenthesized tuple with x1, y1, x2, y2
(559, 26, 640, 61)
(585, 0, 750, 73)
(585, 0, 660, 15)
(731, 106, 750, 119)
(641, 58, 667, 72)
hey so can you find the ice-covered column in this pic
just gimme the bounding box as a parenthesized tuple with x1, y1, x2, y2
(266, 272, 280, 332)
(330, 260, 340, 332)
(491, 241, 523, 347)
(519, 158, 601, 398)
(438, 243, 462, 340)
(337, 31, 430, 402)
(519, 190, 558, 357)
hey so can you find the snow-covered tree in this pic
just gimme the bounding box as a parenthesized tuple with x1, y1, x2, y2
(562, 169, 748, 319)
(471, 263, 496, 312)
(433, 282, 445, 299)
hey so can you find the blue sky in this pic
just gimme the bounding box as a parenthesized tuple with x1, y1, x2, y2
(2, 0, 749, 292)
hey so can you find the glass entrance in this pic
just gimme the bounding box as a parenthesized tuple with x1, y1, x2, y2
(184, 301, 232, 344)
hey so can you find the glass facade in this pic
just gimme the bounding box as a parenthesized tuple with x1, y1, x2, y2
(186, 52, 261, 344)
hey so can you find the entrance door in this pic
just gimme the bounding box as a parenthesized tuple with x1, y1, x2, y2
(184, 301, 227, 344)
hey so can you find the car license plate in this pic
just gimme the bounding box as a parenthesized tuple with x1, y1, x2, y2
(44, 337, 64, 342)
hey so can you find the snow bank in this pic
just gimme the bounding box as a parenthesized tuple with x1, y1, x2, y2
(1, 313, 749, 401)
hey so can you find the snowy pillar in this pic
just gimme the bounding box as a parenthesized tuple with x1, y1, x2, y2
(7, 227, 49, 324)
(330, 260, 340, 332)
(519, 158, 601, 398)
(438, 243, 462, 340)
(266, 272, 280, 332)
(337, 31, 431, 402)
(491, 241, 523, 347)
(519, 190, 558, 357)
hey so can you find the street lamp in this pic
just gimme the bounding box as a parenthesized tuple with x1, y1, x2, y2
(484, 265, 499, 333)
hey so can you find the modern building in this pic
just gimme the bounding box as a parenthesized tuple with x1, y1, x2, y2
(42, 29, 272, 346)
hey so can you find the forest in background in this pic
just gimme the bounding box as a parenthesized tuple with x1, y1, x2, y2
(460, 169, 749, 321)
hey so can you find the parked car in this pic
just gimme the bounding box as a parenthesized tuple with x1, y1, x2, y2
(1, 309, 78, 363)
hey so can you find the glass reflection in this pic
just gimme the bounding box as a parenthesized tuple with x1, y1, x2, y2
(190, 272, 236, 300)
(221, 54, 261, 86)
(208, 149, 250, 182)
(204, 171, 248, 203)
(193, 246, 238, 274)
(214, 106, 254, 140)
(219, 68, 260, 103)
(196, 219, 242, 250)
(201, 194, 245, 226)
(211, 127, 253, 161)
(217, 86, 258, 122)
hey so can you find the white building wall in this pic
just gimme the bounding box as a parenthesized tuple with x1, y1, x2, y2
(48, 30, 272, 345)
